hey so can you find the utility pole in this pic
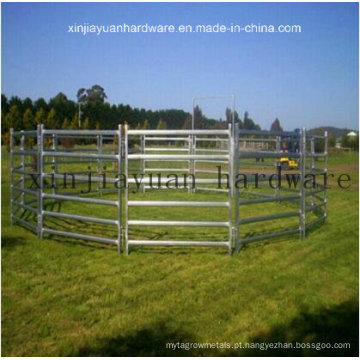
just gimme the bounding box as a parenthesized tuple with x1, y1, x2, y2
(78, 102, 82, 128)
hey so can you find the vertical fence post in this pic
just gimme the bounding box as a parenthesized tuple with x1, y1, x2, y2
(97, 134, 103, 196)
(20, 133, 25, 206)
(310, 137, 315, 171)
(191, 135, 196, 193)
(117, 125, 122, 254)
(124, 124, 129, 255)
(52, 133, 58, 195)
(141, 135, 145, 193)
(37, 124, 44, 239)
(227, 124, 233, 254)
(10, 128, 14, 226)
(275, 136, 281, 199)
(309, 136, 315, 207)
(323, 131, 328, 220)
(233, 123, 240, 252)
(188, 135, 192, 193)
(299, 128, 306, 239)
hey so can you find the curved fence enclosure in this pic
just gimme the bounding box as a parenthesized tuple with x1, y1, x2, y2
(10, 125, 328, 255)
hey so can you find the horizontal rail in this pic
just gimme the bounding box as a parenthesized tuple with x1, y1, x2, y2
(239, 152, 300, 159)
(12, 150, 38, 156)
(306, 188, 326, 196)
(12, 186, 38, 196)
(42, 151, 117, 159)
(195, 138, 229, 142)
(194, 160, 228, 164)
(195, 149, 229, 153)
(239, 138, 277, 142)
(128, 220, 229, 227)
(237, 228, 299, 246)
(128, 129, 230, 135)
(143, 159, 190, 163)
(128, 240, 229, 247)
(145, 148, 189, 152)
(306, 152, 327, 157)
(127, 178, 229, 185)
(43, 228, 117, 245)
(144, 168, 189, 172)
(42, 193, 118, 206)
(239, 190, 276, 197)
(238, 211, 299, 225)
(12, 216, 37, 232)
(239, 194, 300, 205)
(43, 210, 118, 225)
(306, 202, 326, 212)
(239, 129, 299, 137)
(12, 130, 38, 136)
(306, 216, 326, 227)
(128, 201, 229, 207)
(128, 154, 229, 160)
(12, 169, 37, 176)
(195, 169, 229, 174)
(144, 137, 189, 141)
(43, 129, 118, 136)
(196, 187, 228, 192)
(13, 200, 37, 213)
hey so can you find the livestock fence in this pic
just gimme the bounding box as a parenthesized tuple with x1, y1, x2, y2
(9, 124, 328, 255)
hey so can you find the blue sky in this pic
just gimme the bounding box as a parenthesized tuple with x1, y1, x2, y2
(2, 2, 359, 130)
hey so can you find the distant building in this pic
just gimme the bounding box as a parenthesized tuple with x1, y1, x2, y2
(347, 131, 357, 137)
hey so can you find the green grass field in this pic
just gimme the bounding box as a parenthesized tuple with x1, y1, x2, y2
(2, 148, 359, 356)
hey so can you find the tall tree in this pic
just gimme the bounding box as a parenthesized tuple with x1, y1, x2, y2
(270, 118, 283, 132)
(143, 119, 150, 129)
(77, 85, 107, 105)
(34, 108, 47, 125)
(45, 108, 57, 128)
(4, 104, 21, 131)
(156, 119, 167, 130)
(243, 111, 260, 130)
(23, 108, 35, 130)
(193, 105, 205, 129)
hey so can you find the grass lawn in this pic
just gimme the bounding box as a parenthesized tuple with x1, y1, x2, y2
(1, 148, 358, 356)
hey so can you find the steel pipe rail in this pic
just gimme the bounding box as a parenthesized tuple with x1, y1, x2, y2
(43, 228, 117, 245)
(42, 151, 118, 159)
(239, 194, 300, 205)
(144, 137, 189, 141)
(236, 228, 299, 247)
(238, 151, 300, 159)
(128, 220, 230, 227)
(12, 150, 38, 156)
(42, 193, 118, 206)
(43, 210, 118, 225)
(12, 216, 38, 232)
(238, 211, 299, 225)
(128, 154, 229, 160)
(13, 200, 37, 213)
(128, 200, 229, 207)
(144, 148, 189, 152)
(144, 168, 189, 172)
(239, 129, 299, 137)
(43, 129, 117, 136)
(12, 130, 38, 136)
(9, 124, 328, 255)
(12, 186, 38, 196)
(129, 129, 230, 135)
(128, 240, 229, 247)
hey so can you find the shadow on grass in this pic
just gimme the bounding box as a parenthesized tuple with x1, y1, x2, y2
(73, 298, 358, 356)
(74, 322, 197, 356)
(1, 235, 27, 249)
(227, 297, 359, 357)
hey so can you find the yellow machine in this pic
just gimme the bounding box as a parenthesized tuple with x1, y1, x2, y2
(277, 156, 299, 170)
